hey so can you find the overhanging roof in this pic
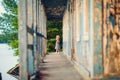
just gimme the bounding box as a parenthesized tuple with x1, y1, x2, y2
(41, 0, 68, 20)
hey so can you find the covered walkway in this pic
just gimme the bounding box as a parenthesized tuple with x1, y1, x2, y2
(18, 0, 120, 79)
(34, 52, 85, 80)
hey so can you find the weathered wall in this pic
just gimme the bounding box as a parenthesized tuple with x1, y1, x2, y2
(75, 0, 93, 77)
(18, 0, 47, 79)
(63, 0, 72, 58)
(40, 4, 47, 60)
(93, 0, 103, 76)
(103, 0, 120, 75)
(63, 0, 94, 78)
(63, 0, 120, 78)
(63, 9, 69, 56)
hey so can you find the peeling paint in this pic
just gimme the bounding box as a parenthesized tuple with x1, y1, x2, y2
(94, 0, 103, 76)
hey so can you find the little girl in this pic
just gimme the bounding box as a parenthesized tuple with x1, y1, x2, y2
(55, 35, 60, 54)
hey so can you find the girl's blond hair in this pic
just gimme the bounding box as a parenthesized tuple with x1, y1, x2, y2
(56, 35, 60, 40)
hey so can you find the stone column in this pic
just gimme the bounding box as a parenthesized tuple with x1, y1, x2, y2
(36, 0, 40, 67)
(26, 0, 34, 75)
(70, 0, 76, 60)
(18, 0, 28, 79)
(33, 0, 38, 71)
(89, 0, 94, 78)
(102, 0, 109, 74)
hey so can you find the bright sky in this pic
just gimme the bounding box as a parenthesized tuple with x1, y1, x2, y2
(0, 0, 5, 15)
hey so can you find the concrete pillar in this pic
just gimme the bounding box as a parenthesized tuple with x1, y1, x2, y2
(43, 6, 45, 59)
(102, 0, 109, 74)
(38, 0, 41, 62)
(36, 0, 40, 68)
(26, 0, 34, 75)
(33, 0, 38, 71)
(68, 0, 72, 57)
(93, 0, 103, 76)
(73, 0, 77, 60)
(39, 3, 42, 61)
(89, 0, 94, 77)
(75, 0, 80, 42)
(18, 0, 46, 79)
(41, 5, 45, 59)
(18, 0, 28, 79)
(63, 8, 69, 56)
(83, 0, 88, 35)
(70, 0, 76, 60)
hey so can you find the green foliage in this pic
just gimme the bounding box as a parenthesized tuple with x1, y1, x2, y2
(8, 39, 19, 56)
(0, 34, 8, 43)
(47, 20, 62, 52)
(0, 0, 18, 56)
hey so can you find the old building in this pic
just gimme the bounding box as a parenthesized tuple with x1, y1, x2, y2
(63, 0, 120, 78)
(18, 0, 120, 79)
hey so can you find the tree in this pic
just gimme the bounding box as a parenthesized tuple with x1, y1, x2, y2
(47, 20, 62, 52)
(0, 0, 18, 56)
(0, 34, 8, 43)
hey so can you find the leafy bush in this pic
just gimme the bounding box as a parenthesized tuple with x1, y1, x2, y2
(47, 20, 62, 52)
(0, 0, 18, 56)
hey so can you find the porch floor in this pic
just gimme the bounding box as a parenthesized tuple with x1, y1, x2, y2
(35, 52, 84, 80)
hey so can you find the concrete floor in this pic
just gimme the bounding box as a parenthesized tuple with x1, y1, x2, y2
(35, 52, 84, 80)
